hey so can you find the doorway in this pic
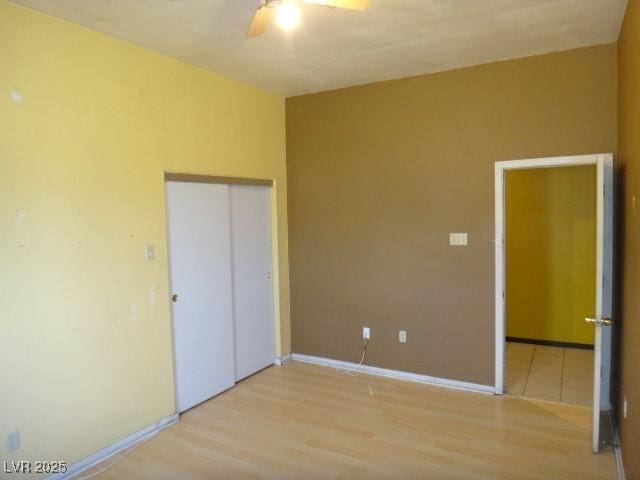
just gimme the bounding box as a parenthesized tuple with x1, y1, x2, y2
(504, 165, 596, 407)
(494, 154, 614, 453)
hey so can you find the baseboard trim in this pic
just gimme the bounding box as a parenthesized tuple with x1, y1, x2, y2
(48, 413, 179, 480)
(273, 354, 291, 366)
(291, 353, 495, 395)
(506, 336, 594, 350)
(612, 415, 626, 480)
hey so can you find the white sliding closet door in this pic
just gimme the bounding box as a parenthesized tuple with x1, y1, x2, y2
(230, 185, 275, 381)
(166, 181, 235, 413)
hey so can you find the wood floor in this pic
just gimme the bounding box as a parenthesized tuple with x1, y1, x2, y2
(88, 361, 616, 480)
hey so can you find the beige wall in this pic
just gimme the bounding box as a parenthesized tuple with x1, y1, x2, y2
(286, 45, 617, 386)
(505, 166, 596, 346)
(0, 0, 289, 471)
(617, 0, 640, 476)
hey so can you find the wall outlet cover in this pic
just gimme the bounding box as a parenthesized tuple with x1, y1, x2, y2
(399, 330, 407, 343)
(362, 327, 370, 339)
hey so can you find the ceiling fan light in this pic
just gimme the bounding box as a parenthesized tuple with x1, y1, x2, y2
(276, 2, 301, 31)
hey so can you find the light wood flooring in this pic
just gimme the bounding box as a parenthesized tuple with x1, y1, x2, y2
(87, 361, 615, 480)
(505, 342, 594, 406)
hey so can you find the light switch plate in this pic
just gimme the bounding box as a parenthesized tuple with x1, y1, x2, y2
(449, 233, 468, 246)
(399, 330, 407, 343)
(145, 245, 155, 261)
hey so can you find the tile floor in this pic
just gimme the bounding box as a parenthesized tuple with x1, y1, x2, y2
(505, 342, 594, 407)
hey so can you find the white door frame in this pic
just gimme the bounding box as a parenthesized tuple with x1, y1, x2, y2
(494, 154, 612, 395)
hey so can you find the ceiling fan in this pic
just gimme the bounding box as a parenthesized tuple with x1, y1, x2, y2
(247, 0, 370, 38)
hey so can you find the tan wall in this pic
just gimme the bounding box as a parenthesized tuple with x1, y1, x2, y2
(506, 166, 596, 346)
(617, 0, 640, 476)
(0, 0, 289, 470)
(286, 45, 617, 386)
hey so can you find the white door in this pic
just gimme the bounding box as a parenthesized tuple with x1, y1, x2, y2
(230, 185, 276, 380)
(166, 181, 236, 413)
(586, 155, 614, 453)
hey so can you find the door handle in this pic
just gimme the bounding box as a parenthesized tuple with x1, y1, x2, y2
(172, 293, 179, 303)
(585, 317, 613, 326)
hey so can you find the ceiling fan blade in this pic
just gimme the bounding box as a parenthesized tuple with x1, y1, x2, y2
(303, 0, 370, 10)
(247, 5, 274, 37)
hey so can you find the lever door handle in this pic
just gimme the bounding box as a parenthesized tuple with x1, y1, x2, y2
(585, 317, 612, 326)
(172, 293, 179, 303)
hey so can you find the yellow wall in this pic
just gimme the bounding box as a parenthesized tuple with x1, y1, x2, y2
(0, 0, 289, 471)
(505, 166, 596, 345)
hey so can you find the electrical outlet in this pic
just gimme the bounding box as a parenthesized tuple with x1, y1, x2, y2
(362, 327, 370, 339)
(624, 397, 628, 419)
(398, 330, 407, 343)
(6, 431, 20, 452)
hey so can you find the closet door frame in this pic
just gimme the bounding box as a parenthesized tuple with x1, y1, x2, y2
(164, 172, 280, 413)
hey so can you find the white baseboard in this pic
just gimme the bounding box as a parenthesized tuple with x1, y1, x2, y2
(291, 353, 495, 395)
(48, 413, 179, 480)
(273, 354, 292, 366)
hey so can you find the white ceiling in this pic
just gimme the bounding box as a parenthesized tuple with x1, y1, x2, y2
(11, 0, 627, 97)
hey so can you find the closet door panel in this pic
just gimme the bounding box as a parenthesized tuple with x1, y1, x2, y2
(166, 181, 235, 412)
(230, 185, 276, 380)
